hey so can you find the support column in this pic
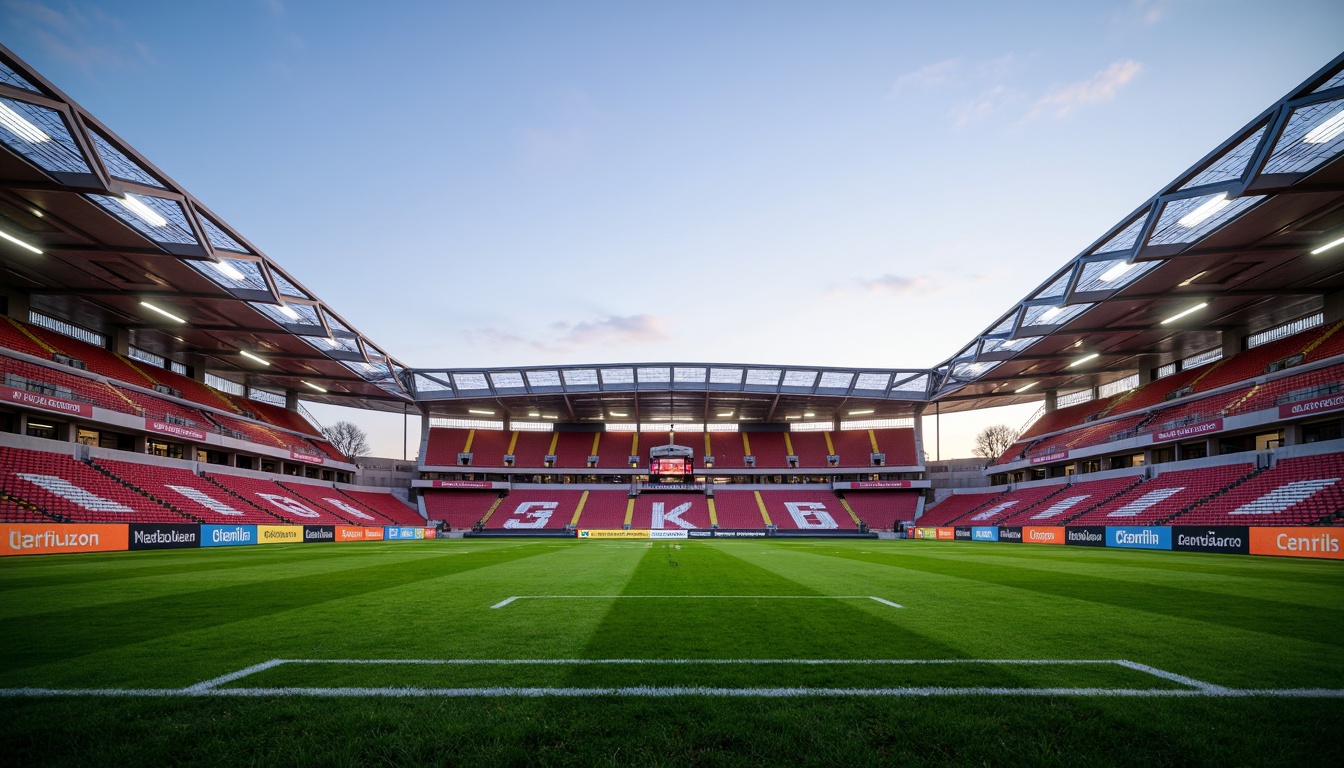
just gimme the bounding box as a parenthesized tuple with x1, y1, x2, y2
(284, 389, 299, 411)
(110, 327, 131, 356)
(3, 288, 28, 321)
(1323, 289, 1344, 325)
(1221, 325, 1249, 360)
(1044, 389, 1058, 413)
(1136, 355, 1159, 386)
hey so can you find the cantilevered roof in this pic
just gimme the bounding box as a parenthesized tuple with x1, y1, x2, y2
(0, 45, 410, 411)
(929, 51, 1344, 412)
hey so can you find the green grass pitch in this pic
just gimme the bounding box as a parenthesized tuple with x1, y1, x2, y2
(2, 538, 1341, 766)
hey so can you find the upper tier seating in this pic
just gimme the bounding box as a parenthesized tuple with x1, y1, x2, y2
(1101, 368, 1203, 418)
(508, 431, 553, 468)
(0, 355, 139, 415)
(484, 490, 584, 529)
(918, 491, 1006, 526)
(93, 457, 278, 525)
(1229, 363, 1344, 415)
(205, 473, 354, 525)
(1171, 453, 1344, 526)
(467, 428, 513, 466)
(597, 431, 638, 468)
(0, 446, 188, 524)
(423, 490, 502, 530)
(872, 428, 919, 467)
(24, 324, 158, 387)
(841, 491, 919, 530)
(227, 397, 321, 437)
(339, 489, 423, 526)
(0, 317, 53, 358)
(553, 431, 600, 468)
(788, 432, 832, 467)
(830, 429, 875, 467)
(1067, 463, 1255, 526)
(706, 431, 748, 469)
(997, 475, 1142, 526)
(745, 432, 790, 469)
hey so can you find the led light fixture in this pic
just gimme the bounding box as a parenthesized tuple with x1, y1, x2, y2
(1069, 353, 1099, 368)
(117, 194, 168, 227)
(139, 301, 185, 323)
(0, 230, 41, 254)
(1177, 194, 1229, 228)
(1161, 302, 1208, 325)
(240, 350, 269, 366)
(302, 381, 327, 393)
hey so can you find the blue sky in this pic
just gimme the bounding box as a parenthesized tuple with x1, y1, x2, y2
(3, 1, 1342, 459)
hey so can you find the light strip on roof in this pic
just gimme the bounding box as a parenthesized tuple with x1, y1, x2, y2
(1311, 235, 1344, 255)
(1161, 302, 1208, 325)
(302, 381, 327, 393)
(1039, 306, 1064, 322)
(26, 422, 53, 430)
(240, 350, 269, 366)
(468, 408, 494, 415)
(528, 411, 540, 417)
(542, 414, 558, 419)
(0, 103, 50, 143)
(717, 411, 734, 417)
(0, 230, 41, 254)
(277, 303, 301, 320)
(1069, 353, 1099, 368)
(211, 259, 246, 281)
(609, 411, 628, 417)
(1015, 382, 1037, 393)
(139, 301, 185, 323)
(1098, 261, 1135, 283)
(848, 409, 874, 415)
(117, 194, 168, 227)
(1304, 109, 1344, 144)
(1177, 194, 1229, 228)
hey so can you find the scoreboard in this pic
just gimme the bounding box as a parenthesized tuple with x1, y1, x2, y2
(649, 456, 692, 482)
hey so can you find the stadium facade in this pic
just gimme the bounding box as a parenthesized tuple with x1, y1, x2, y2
(1, 43, 1343, 553)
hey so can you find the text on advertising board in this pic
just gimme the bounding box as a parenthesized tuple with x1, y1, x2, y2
(1, 385, 92, 417)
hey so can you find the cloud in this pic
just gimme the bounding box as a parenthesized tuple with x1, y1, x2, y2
(952, 85, 1022, 129)
(1123, 0, 1174, 26)
(3, 1, 157, 72)
(890, 58, 961, 94)
(860, 274, 932, 295)
(466, 314, 670, 355)
(1026, 60, 1144, 121)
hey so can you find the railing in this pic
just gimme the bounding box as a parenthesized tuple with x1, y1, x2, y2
(1275, 381, 1341, 406)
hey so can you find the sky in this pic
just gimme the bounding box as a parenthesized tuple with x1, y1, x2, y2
(2, 1, 1342, 460)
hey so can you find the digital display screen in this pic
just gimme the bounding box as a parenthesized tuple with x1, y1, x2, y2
(650, 457, 691, 479)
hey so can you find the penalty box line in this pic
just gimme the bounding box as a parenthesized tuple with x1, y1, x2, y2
(490, 595, 903, 609)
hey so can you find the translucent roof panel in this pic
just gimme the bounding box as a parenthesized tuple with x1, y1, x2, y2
(673, 367, 706, 383)
(321, 309, 351, 334)
(818, 371, 853, 389)
(853, 372, 890, 391)
(187, 257, 268, 292)
(562, 368, 598, 386)
(980, 336, 1042, 355)
(343, 360, 391, 381)
(1021, 302, 1092, 327)
(268, 270, 310, 300)
(987, 313, 1018, 336)
(526, 370, 561, 387)
(301, 334, 360, 355)
(745, 369, 781, 386)
(1073, 257, 1160, 293)
(198, 214, 250, 254)
(637, 366, 670, 383)
(600, 368, 634, 385)
(891, 373, 928, 393)
(0, 61, 40, 92)
(490, 371, 524, 388)
(1091, 216, 1146, 255)
(783, 370, 817, 388)
(89, 131, 164, 188)
(413, 373, 452, 393)
(1148, 193, 1264, 246)
(452, 373, 489, 390)
(953, 361, 999, 380)
(1263, 100, 1344, 175)
(1179, 126, 1265, 190)
(1033, 269, 1075, 300)
(709, 367, 743, 384)
(0, 98, 90, 174)
(1314, 67, 1344, 92)
(87, 193, 198, 245)
(248, 301, 322, 328)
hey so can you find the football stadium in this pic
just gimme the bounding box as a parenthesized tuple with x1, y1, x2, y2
(1, 11, 1343, 766)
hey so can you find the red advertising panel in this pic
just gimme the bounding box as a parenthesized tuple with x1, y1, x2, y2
(2, 523, 128, 556)
(1278, 393, 1344, 419)
(431, 480, 494, 489)
(145, 419, 208, 442)
(1152, 419, 1222, 444)
(1249, 527, 1343, 560)
(1, 385, 92, 418)
(423, 527, 437, 539)
(289, 449, 325, 465)
(849, 480, 913, 489)
(935, 527, 955, 540)
(1023, 526, 1066, 545)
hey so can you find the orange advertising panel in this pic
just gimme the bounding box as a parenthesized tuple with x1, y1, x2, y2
(423, 528, 437, 539)
(1023, 526, 1066, 545)
(935, 527, 955, 540)
(2, 524, 128, 557)
(336, 526, 378, 542)
(1249, 527, 1344, 560)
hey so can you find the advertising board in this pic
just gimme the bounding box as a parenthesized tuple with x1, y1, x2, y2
(2, 523, 127, 556)
(128, 523, 200, 550)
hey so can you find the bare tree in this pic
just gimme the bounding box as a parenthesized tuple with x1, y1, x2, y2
(322, 420, 371, 458)
(973, 424, 1021, 459)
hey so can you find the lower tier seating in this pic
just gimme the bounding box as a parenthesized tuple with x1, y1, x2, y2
(93, 457, 278, 525)
(205, 473, 355, 526)
(1067, 464, 1255, 526)
(998, 476, 1142, 526)
(0, 446, 188, 524)
(841, 491, 919, 530)
(339, 489, 423, 526)
(423, 490, 502, 530)
(1171, 454, 1344, 526)
(918, 491, 1006, 527)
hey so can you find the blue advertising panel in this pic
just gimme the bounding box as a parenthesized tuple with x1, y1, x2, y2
(385, 526, 421, 540)
(971, 527, 998, 542)
(201, 524, 257, 547)
(1107, 526, 1172, 550)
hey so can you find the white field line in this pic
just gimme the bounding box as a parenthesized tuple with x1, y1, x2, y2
(7, 658, 1336, 698)
(490, 596, 902, 609)
(3, 686, 1342, 698)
